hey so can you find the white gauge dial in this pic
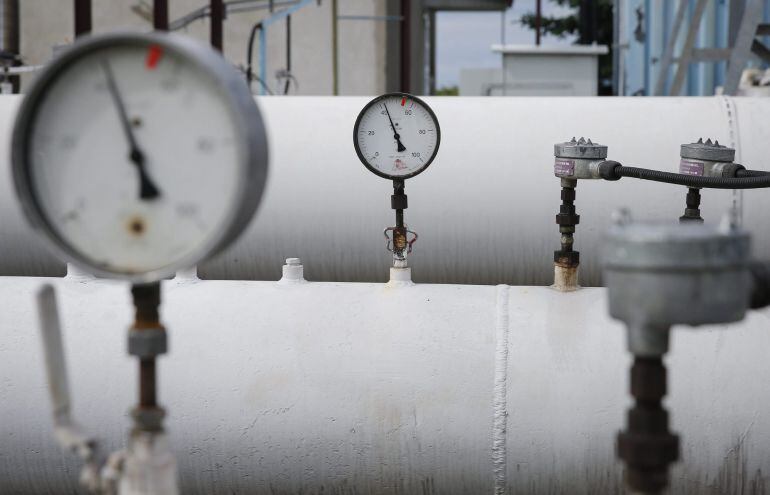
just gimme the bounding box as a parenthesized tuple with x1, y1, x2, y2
(12, 33, 268, 282)
(354, 93, 440, 180)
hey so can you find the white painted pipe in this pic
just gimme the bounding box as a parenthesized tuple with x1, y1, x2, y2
(1, 96, 769, 285)
(2, 273, 770, 493)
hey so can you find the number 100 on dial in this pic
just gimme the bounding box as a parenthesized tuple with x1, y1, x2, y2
(353, 93, 440, 180)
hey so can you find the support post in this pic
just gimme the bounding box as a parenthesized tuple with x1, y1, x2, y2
(74, 0, 91, 37)
(331, 0, 338, 95)
(210, 0, 224, 52)
(399, 0, 411, 92)
(154, 0, 168, 31)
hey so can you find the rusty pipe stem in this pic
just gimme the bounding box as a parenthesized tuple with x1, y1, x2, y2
(131, 282, 163, 412)
(139, 359, 157, 408)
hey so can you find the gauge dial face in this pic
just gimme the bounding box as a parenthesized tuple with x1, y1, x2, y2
(12, 33, 268, 281)
(353, 93, 440, 180)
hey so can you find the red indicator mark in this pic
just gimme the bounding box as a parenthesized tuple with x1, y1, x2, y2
(145, 45, 163, 70)
(400, 97, 406, 106)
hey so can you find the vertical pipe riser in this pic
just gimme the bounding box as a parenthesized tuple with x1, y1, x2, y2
(210, 0, 224, 51)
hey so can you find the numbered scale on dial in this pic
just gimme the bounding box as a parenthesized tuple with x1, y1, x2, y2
(12, 32, 268, 282)
(353, 93, 440, 180)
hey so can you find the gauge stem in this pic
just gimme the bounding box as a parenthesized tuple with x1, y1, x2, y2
(393, 179, 406, 228)
(130, 282, 167, 432)
(101, 61, 162, 201)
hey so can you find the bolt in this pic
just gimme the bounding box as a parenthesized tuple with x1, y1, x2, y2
(286, 258, 301, 266)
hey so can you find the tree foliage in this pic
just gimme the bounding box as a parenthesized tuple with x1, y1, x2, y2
(519, 0, 614, 94)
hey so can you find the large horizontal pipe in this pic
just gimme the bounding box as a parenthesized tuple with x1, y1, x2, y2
(0, 96, 768, 285)
(1, 275, 770, 492)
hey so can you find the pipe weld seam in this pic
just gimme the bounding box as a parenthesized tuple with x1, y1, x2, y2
(492, 284, 510, 494)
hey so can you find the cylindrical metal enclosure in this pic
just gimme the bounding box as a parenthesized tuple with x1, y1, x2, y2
(1, 96, 769, 285)
(604, 220, 752, 329)
(2, 275, 770, 493)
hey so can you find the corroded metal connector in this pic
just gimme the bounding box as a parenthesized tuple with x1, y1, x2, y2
(679, 138, 737, 223)
(552, 137, 607, 291)
(385, 179, 417, 269)
(604, 216, 753, 494)
(129, 282, 167, 432)
(617, 357, 679, 494)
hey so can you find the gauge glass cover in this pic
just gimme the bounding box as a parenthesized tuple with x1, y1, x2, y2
(12, 33, 268, 282)
(353, 93, 440, 180)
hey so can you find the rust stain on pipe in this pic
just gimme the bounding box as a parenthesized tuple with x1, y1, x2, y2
(553, 263, 579, 292)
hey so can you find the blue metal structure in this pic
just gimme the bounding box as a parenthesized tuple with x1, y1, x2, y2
(255, 0, 316, 95)
(617, 0, 770, 96)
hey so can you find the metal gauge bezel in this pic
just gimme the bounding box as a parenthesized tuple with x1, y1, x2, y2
(353, 92, 441, 180)
(11, 31, 269, 283)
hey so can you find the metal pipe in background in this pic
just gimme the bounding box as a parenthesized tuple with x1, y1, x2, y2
(0, 0, 18, 52)
(399, 0, 411, 92)
(1, 97, 770, 284)
(211, 0, 224, 51)
(331, 0, 338, 95)
(3, 277, 770, 493)
(154, 0, 169, 31)
(284, 14, 291, 94)
(73, 0, 91, 37)
(0, 0, 19, 93)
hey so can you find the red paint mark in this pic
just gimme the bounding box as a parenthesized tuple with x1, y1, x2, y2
(145, 45, 163, 70)
(400, 97, 406, 106)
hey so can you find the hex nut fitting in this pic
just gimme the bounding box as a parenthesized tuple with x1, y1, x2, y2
(128, 328, 168, 358)
(131, 406, 166, 432)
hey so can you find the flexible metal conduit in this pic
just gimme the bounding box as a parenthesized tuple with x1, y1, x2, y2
(600, 161, 770, 188)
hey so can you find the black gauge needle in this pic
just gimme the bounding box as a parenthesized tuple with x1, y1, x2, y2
(101, 61, 161, 200)
(383, 103, 407, 153)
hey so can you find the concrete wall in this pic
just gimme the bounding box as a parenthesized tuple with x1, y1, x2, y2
(17, 0, 388, 95)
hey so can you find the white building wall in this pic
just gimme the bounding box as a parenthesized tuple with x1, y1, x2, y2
(17, 0, 387, 95)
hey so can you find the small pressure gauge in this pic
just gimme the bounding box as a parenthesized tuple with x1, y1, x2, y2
(12, 32, 268, 282)
(353, 93, 440, 180)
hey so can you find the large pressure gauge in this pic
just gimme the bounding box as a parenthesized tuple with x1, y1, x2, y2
(353, 93, 440, 180)
(12, 32, 268, 282)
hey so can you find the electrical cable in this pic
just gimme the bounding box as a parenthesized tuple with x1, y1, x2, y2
(737, 169, 770, 178)
(244, 21, 274, 95)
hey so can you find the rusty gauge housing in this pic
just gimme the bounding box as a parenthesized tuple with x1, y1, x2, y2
(12, 32, 268, 282)
(353, 92, 440, 180)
